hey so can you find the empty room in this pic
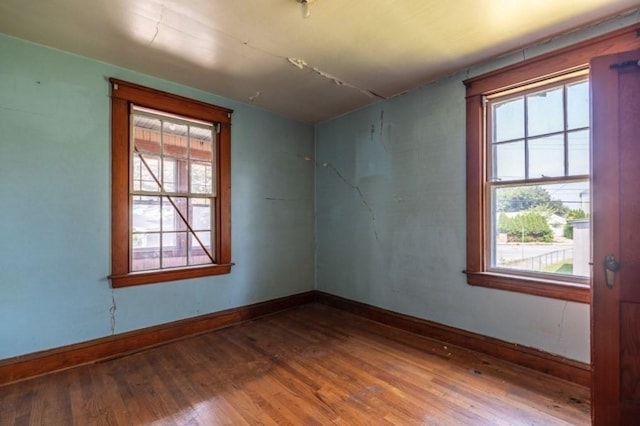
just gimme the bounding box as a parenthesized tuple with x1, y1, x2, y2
(1, 1, 640, 424)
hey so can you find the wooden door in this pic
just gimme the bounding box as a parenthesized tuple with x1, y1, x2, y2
(591, 48, 640, 425)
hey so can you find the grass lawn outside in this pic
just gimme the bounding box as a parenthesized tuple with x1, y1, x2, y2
(543, 261, 573, 274)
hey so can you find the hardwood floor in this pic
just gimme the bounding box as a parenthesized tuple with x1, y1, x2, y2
(0, 304, 590, 425)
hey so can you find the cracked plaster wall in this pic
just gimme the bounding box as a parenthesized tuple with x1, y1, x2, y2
(0, 34, 315, 359)
(316, 14, 639, 364)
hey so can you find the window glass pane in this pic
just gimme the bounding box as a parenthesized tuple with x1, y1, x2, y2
(132, 155, 142, 191)
(133, 116, 161, 155)
(131, 232, 160, 271)
(162, 232, 187, 268)
(528, 135, 565, 178)
(491, 181, 590, 278)
(493, 97, 524, 142)
(527, 87, 564, 136)
(162, 158, 177, 192)
(133, 153, 160, 192)
(162, 196, 188, 232)
(190, 126, 213, 162)
(163, 121, 188, 159)
(493, 141, 525, 181)
(191, 162, 213, 194)
(567, 80, 589, 130)
(132, 196, 161, 232)
(132, 196, 161, 271)
(190, 198, 211, 230)
(568, 130, 589, 176)
(189, 231, 212, 265)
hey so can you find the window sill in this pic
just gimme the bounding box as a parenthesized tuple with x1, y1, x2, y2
(466, 271, 590, 303)
(110, 263, 233, 288)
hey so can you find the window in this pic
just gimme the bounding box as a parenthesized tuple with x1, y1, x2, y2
(464, 24, 640, 303)
(109, 79, 232, 287)
(488, 76, 590, 274)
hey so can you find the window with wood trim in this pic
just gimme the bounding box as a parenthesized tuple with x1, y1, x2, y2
(109, 79, 233, 288)
(463, 24, 640, 303)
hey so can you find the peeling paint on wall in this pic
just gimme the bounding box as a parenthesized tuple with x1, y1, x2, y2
(109, 291, 117, 335)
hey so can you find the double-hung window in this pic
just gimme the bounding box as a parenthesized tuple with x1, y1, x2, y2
(110, 79, 233, 287)
(488, 76, 590, 278)
(464, 25, 640, 303)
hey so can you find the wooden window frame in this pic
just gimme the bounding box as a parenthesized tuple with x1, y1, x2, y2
(109, 79, 233, 288)
(463, 24, 640, 303)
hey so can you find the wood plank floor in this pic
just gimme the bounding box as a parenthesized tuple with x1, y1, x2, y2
(0, 303, 590, 425)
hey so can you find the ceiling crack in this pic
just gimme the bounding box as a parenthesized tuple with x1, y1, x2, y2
(287, 57, 386, 100)
(151, 14, 386, 103)
(249, 91, 261, 102)
(149, 3, 165, 45)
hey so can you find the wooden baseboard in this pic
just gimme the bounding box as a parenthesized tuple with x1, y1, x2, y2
(0, 291, 316, 386)
(0, 290, 590, 388)
(315, 291, 591, 387)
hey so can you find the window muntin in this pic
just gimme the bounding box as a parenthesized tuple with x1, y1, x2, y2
(486, 77, 590, 282)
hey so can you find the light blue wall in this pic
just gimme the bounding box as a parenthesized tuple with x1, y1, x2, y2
(0, 34, 315, 359)
(316, 13, 639, 364)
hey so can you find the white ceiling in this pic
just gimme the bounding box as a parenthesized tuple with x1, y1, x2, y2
(1, 0, 638, 123)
